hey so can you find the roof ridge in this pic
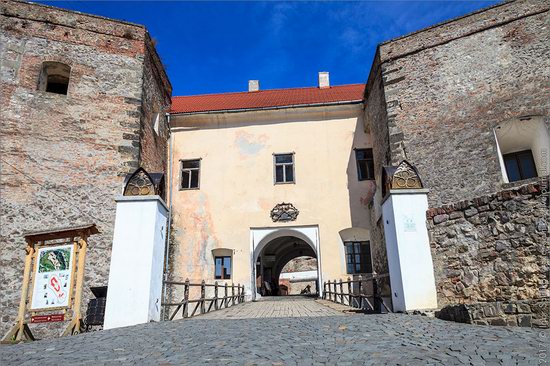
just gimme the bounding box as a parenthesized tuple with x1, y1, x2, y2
(172, 83, 365, 99)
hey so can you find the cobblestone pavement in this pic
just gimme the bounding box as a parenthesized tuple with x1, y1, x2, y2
(0, 297, 547, 365)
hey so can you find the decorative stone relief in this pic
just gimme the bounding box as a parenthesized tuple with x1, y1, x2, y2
(270, 203, 299, 222)
(124, 168, 155, 196)
(382, 160, 423, 197)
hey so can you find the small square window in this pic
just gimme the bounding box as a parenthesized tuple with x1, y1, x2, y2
(355, 149, 374, 181)
(503, 150, 537, 182)
(215, 256, 231, 280)
(181, 159, 200, 189)
(274, 153, 295, 184)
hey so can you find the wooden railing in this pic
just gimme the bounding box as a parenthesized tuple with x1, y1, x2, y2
(162, 280, 245, 320)
(323, 274, 392, 313)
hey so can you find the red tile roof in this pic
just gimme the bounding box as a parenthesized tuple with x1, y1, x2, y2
(171, 84, 365, 114)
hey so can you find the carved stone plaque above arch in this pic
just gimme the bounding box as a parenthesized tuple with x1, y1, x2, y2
(270, 203, 299, 222)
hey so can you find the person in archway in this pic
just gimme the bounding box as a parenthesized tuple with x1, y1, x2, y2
(300, 285, 311, 295)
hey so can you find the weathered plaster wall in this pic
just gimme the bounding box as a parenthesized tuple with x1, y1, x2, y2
(168, 105, 372, 301)
(0, 0, 170, 337)
(427, 181, 549, 307)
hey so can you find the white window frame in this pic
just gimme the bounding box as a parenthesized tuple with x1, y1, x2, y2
(273, 152, 295, 184)
(180, 158, 201, 190)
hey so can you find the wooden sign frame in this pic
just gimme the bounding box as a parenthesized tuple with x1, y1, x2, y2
(2, 224, 99, 342)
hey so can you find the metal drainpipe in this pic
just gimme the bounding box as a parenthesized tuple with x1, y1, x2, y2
(162, 112, 173, 320)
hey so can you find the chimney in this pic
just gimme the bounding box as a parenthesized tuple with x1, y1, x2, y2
(318, 72, 330, 89)
(248, 80, 260, 92)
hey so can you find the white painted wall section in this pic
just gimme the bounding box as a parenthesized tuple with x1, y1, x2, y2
(279, 270, 318, 281)
(104, 195, 168, 330)
(382, 190, 438, 312)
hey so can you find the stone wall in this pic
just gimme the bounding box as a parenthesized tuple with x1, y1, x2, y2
(0, 0, 171, 338)
(363, 0, 550, 313)
(436, 299, 549, 328)
(367, 0, 550, 207)
(363, 50, 390, 284)
(138, 36, 171, 174)
(427, 181, 549, 326)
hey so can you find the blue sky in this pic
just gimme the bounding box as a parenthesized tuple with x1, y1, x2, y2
(38, 1, 499, 96)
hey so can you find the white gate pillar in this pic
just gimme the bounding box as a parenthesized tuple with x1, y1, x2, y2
(104, 195, 168, 329)
(381, 161, 438, 312)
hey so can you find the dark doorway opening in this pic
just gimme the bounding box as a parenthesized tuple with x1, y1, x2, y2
(255, 236, 318, 296)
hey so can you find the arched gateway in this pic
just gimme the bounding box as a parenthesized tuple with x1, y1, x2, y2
(250, 226, 321, 300)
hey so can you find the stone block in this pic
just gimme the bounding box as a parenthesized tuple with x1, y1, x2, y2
(433, 214, 449, 224)
(449, 211, 464, 220)
(518, 315, 532, 327)
(517, 303, 531, 314)
(488, 317, 507, 326)
(503, 303, 516, 314)
(464, 208, 478, 218)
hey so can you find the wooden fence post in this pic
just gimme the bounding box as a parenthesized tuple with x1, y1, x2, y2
(214, 281, 219, 311)
(184, 278, 190, 318)
(232, 283, 235, 306)
(339, 279, 343, 304)
(200, 280, 206, 314)
(347, 277, 352, 307)
(327, 280, 331, 301)
(322, 282, 326, 299)
(373, 277, 381, 314)
(224, 283, 228, 308)
(333, 281, 337, 303)
(358, 275, 363, 310)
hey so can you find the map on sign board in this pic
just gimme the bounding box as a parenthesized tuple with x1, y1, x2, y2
(31, 244, 74, 310)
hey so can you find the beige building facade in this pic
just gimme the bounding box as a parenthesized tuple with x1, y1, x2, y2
(168, 85, 376, 299)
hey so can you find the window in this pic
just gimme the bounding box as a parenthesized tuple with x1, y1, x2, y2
(494, 116, 549, 183)
(180, 159, 200, 189)
(355, 148, 374, 181)
(503, 150, 537, 182)
(215, 256, 231, 280)
(274, 153, 294, 184)
(345, 241, 372, 274)
(153, 113, 161, 135)
(37, 61, 71, 95)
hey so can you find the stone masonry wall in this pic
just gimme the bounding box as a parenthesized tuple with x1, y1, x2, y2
(373, 0, 550, 207)
(436, 299, 549, 328)
(427, 181, 549, 317)
(0, 0, 170, 338)
(138, 36, 171, 174)
(363, 50, 390, 288)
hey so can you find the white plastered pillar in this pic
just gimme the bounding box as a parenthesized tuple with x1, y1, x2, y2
(382, 188, 438, 312)
(104, 195, 168, 329)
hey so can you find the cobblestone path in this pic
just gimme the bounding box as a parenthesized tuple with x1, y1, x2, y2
(0, 297, 546, 365)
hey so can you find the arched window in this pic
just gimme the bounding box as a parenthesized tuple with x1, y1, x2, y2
(37, 61, 71, 95)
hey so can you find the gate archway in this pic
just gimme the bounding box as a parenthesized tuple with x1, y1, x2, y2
(250, 226, 321, 299)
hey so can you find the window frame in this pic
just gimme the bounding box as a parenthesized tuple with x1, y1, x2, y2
(214, 256, 232, 280)
(273, 152, 295, 184)
(502, 150, 538, 182)
(180, 158, 201, 190)
(344, 241, 373, 275)
(355, 148, 375, 181)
